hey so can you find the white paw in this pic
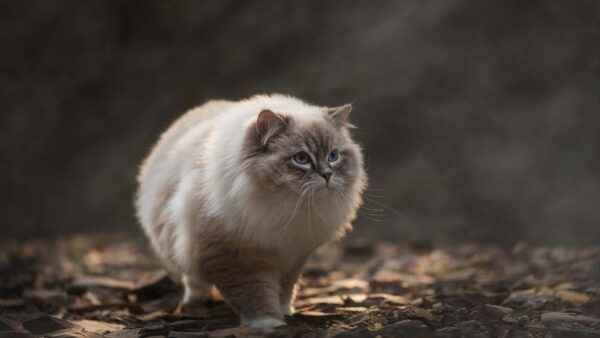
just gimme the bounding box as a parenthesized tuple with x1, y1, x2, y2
(243, 317, 286, 329)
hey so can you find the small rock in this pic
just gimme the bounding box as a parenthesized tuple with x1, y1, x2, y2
(501, 314, 519, 324)
(0, 333, 36, 338)
(332, 327, 373, 338)
(168, 332, 209, 338)
(377, 319, 431, 338)
(471, 304, 513, 321)
(436, 320, 492, 338)
(22, 315, 73, 335)
(103, 328, 143, 338)
(45, 328, 101, 338)
(540, 312, 600, 330)
(502, 289, 548, 310)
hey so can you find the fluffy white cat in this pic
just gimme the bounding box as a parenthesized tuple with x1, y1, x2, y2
(136, 94, 366, 329)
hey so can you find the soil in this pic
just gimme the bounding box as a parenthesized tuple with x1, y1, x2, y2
(1, 236, 598, 337)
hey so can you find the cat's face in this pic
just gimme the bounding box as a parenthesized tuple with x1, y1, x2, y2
(242, 106, 364, 198)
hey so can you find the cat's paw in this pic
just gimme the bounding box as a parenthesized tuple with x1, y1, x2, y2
(242, 317, 286, 329)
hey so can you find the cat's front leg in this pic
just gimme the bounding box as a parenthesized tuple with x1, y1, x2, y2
(215, 274, 284, 329)
(204, 252, 285, 329)
(279, 257, 307, 315)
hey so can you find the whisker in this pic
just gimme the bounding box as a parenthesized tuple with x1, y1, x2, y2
(362, 192, 387, 198)
(358, 209, 386, 218)
(307, 189, 316, 245)
(310, 190, 326, 238)
(364, 154, 379, 173)
(333, 191, 345, 219)
(361, 206, 385, 212)
(280, 184, 310, 235)
(362, 196, 410, 220)
(357, 210, 385, 223)
(365, 187, 386, 191)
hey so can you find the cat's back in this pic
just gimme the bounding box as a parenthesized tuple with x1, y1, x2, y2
(138, 100, 234, 180)
(136, 100, 235, 240)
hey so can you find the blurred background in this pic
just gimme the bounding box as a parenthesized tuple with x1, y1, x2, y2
(1, 1, 598, 246)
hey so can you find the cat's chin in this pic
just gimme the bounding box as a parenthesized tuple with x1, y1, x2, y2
(314, 186, 333, 198)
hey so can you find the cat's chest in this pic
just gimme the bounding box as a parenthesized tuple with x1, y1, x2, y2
(271, 214, 337, 270)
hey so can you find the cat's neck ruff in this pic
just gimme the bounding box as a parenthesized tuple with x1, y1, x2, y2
(215, 171, 346, 260)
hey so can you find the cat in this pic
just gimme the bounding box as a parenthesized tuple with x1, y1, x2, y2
(136, 94, 366, 329)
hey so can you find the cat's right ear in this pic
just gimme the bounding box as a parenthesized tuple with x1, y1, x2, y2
(256, 110, 287, 147)
(326, 104, 352, 127)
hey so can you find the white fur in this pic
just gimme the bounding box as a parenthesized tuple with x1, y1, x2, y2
(242, 317, 286, 329)
(136, 94, 364, 276)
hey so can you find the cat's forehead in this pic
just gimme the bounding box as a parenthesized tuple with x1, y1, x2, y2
(285, 120, 339, 152)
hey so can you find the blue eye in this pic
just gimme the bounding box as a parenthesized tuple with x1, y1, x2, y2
(327, 150, 339, 162)
(293, 151, 310, 165)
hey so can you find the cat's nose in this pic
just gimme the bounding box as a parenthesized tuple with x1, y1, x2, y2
(321, 172, 332, 183)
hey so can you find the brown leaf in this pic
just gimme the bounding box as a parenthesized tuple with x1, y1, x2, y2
(0, 298, 25, 309)
(72, 276, 135, 291)
(555, 290, 591, 305)
(71, 320, 125, 334)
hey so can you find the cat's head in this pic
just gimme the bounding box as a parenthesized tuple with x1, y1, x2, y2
(242, 104, 365, 198)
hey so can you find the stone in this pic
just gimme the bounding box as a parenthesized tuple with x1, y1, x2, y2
(377, 319, 431, 338)
(21, 315, 74, 335)
(502, 289, 548, 310)
(332, 327, 373, 338)
(471, 304, 513, 321)
(436, 320, 492, 338)
(540, 312, 600, 330)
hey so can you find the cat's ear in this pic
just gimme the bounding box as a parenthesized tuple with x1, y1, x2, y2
(326, 104, 352, 126)
(256, 110, 287, 147)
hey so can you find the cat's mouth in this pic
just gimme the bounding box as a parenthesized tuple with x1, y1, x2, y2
(314, 181, 337, 195)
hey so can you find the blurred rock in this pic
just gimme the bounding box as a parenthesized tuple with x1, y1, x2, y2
(540, 312, 600, 330)
(436, 320, 492, 338)
(376, 319, 431, 338)
(470, 304, 513, 321)
(21, 315, 74, 335)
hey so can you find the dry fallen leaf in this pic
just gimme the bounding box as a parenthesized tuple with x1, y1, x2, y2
(71, 320, 125, 333)
(0, 236, 598, 338)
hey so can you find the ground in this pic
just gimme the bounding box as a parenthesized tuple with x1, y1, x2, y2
(0, 236, 598, 338)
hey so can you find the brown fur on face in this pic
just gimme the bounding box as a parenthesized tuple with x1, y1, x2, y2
(242, 111, 362, 196)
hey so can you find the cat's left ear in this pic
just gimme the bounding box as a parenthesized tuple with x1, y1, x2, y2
(256, 109, 287, 147)
(326, 104, 352, 127)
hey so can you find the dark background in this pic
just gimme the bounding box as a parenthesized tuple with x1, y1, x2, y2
(1, 1, 598, 245)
